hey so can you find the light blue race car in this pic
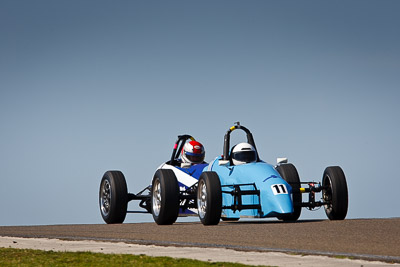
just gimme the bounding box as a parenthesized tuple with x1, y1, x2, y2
(99, 123, 348, 225)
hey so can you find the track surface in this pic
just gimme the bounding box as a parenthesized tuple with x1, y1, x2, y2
(1, 218, 399, 261)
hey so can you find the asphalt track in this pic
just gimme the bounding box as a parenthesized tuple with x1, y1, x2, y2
(0, 218, 399, 263)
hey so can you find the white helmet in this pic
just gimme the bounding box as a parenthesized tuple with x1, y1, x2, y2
(231, 143, 257, 165)
(181, 140, 205, 164)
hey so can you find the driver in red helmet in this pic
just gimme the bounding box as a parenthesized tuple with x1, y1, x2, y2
(181, 140, 205, 168)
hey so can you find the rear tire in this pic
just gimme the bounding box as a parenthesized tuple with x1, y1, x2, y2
(99, 171, 128, 224)
(275, 163, 302, 221)
(151, 169, 180, 225)
(197, 172, 222, 225)
(322, 166, 348, 220)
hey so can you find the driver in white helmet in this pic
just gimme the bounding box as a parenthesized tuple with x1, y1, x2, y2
(181, 140, 206, 168)
(231, 142, 257, 165)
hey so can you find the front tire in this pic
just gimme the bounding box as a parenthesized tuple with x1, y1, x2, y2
(276, 163, 302, 221)
(197, 172, 222, 225)
(99, 171, 128, 224)
(151, 169, 180, 225)
(322, 166, 348, 220)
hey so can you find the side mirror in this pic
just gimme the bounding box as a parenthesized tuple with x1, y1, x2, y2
(277, 157, 288, 164)
(219, 160, 230, 166)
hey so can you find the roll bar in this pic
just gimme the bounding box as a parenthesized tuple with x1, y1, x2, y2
(223, 122, 259, 161)
(170, 134, 195, 165)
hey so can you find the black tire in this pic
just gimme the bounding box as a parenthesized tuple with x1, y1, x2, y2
(275, 163, 302, 221)
(322, 166, 348, 220)
(197, 172, 222, 225)
(99, 171, 128, 224)
(151, 169, 180, 225)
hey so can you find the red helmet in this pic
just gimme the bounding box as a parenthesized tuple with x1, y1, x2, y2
(181, 140, 205, 164)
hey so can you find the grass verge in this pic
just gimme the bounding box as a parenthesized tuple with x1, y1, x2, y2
(0, 247, 262, 267)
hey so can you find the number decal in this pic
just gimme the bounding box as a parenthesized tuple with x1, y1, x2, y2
(271, 184, 288, 195)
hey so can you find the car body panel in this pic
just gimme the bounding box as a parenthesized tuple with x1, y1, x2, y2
(209, 157, 294, 218)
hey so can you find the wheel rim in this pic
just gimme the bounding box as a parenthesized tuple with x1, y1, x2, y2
(197, 180, 207, 219)
(100, 179, 111, 217)
(152, 179, 162, 216)
(323, 175, 333, 213)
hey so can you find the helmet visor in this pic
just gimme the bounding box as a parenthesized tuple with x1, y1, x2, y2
(185, 152, 205, 163)
(232, 151, 257, 163)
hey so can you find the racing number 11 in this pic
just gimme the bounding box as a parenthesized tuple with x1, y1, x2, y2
(271, 184, 288, 195)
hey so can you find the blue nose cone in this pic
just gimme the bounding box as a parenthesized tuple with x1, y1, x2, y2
(259, 178, 294, 217)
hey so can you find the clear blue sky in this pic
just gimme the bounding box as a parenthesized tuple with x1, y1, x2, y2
(1, 1, 399, 226)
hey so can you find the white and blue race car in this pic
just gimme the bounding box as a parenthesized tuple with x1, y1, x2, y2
(99, 123, 348, 225)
